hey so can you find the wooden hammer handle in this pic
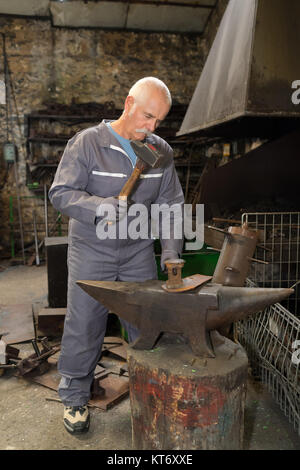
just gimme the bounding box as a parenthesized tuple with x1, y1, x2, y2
(119, 159, 146, 198)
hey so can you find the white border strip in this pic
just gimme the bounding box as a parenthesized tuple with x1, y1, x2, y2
(140, 173, 163, 179)
(92, 170, 127, 178)
(110, 144, 129, 158)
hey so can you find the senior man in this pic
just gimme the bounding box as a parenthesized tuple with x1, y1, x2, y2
(49, 77, 184, 434)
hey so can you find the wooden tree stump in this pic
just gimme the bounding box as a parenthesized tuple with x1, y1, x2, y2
(127, 332, 248, 450)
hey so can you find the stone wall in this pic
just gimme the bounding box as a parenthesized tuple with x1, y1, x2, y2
(0, 1, 228, 257)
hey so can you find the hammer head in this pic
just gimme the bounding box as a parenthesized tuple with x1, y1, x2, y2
(130, 140, 164, 169)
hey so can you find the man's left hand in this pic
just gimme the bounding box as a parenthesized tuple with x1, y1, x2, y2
(160, 250, 179, 273)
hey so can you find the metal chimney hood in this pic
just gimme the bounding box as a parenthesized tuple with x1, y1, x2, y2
(177, 0, 300, 138)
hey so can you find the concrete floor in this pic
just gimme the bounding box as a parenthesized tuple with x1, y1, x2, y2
(0, 262, 299, 451)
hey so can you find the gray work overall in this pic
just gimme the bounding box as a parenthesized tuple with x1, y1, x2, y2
(49, 120, 184, 406)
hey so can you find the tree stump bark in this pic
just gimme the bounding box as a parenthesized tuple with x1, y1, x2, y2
(127, 332, 248, 450)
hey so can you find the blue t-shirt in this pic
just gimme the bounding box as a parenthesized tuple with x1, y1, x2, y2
(106, 122, 137, 167)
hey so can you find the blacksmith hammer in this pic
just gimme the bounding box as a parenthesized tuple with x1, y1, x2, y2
(105, 140, 164, 224)
(118, 140, 164, 201)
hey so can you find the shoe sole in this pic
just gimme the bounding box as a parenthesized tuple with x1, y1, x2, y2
(63, 416, 90, 435)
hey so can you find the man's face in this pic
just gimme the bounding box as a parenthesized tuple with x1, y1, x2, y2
(124, 88, 170, 141)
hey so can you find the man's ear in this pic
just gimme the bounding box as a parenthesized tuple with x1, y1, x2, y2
(124, 95, 135, 115)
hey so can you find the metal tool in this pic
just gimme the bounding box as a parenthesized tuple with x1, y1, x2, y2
(14, 339, 60, 377)
(104, 140, 164, 225)
(117, 140, 164, 202)
(44, 184, 48, 238)
(165, 259, 185, 290)
(33, 210, 40, 266)
(162, 258, 212, 293)
(77, 279, 293, 358)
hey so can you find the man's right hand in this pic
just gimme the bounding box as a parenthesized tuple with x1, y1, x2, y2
(95, 196, 131, 225)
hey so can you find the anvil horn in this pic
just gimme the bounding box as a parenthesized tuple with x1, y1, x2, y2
(206, 286, 294, 330)
(77, 280, 293, 358)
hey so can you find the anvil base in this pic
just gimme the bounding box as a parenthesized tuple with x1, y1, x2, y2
(128, 332, 248, 450)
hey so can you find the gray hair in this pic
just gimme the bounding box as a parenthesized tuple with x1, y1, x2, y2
(128, 77, 172, 108)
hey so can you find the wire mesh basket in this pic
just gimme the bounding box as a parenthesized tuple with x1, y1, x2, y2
(235, 279, 300, 436)
(241, 212, 300, 316)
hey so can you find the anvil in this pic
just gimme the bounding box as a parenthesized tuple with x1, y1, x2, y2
(77, 279, 293, 358)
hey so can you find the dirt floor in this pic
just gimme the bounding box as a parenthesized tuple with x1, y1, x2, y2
(0, 262, 299, 451)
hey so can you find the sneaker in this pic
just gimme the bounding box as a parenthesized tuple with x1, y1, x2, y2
(63, 405, 90, 434)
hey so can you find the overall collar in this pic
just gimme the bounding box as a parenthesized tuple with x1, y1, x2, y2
(97, 119, 157, 148)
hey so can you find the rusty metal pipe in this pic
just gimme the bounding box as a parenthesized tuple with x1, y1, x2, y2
(212, 224, 258, 286)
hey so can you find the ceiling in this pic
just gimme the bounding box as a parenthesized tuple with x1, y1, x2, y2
(0, 0, 217, 33)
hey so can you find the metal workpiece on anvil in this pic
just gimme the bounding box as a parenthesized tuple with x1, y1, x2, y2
(165, 258, 185, 290)
(162, 259, 213, 293)
(77, 279, 293, 358)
